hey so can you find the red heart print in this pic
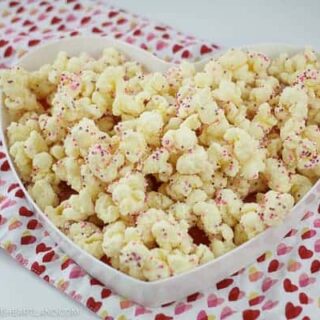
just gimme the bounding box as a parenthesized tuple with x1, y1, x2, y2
(73, 3, 81, 10)
(101, 288, 111, 299)
(301, 229, 316, 239)
(283, 278, 298, 292)
(28, 39, 40, 47)
(285, 302, 302, 319)
(108, 10, 119, 18)
(31, 262, 46, 275)
(90, 278, 103, 286)
(92, 27, 102, 33)
(46, 5, 53, 13)
(42, 250, 56, 263)
(23, 20, 33, 26)
(27, 219, 41, 230)
(7, 183, 19, 192)
(196, 310, 208, 320)
(228, 287, 244, 301)
(57, 24, 66, 31)
(21, 235, 36, 245)
(61, 258, 74, 270)
(117, 18, 127, 25)
(1, 160, 10, 170)
(310, 259, 320, 273)
(51, 16, 62, 25)
(172, 44, 183, 53)
(15, 189, 25, 198)
(81, 16, 91, 25)
(9, 1, 20, 7)
(242, 309, 260, 320)
(298, 245, 313, 259)
(43, 275, 50, 283)
(0, 40, 8, 48)
(181, 50, 191, 59)
(299, 292, 308, 304)
(155, 313, 173, 320)
(268, 259, 282, 272)
(216, 278, 233, 289)
(36, 243, 52, 254)
(19, 207, 33, 217)
(256, 253, 266, 262)
(29, 26, 37, 33)
(187, 292, 202, 302)
(249, 295, 265, 306)
(133, 29, 142, 36)
(16, 6, 24, 13)
(299, 292, 312, 304)
(86, 297, 102, 313)
(155, 25, 167, 31)
(200, 45, 213, 55)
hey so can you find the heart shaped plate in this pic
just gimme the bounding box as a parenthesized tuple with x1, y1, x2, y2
(1, 36, 318, 307)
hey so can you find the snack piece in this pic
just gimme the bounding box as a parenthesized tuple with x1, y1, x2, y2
(162, 126, 198, 152)
(167, 250, 199, 275)
(224, 128, 266, 179)
(95, 192, 120, 224)
(3, 47, 320, 282)
(102, 220, 126, 258)
(240, 203, 265, 239)
(119, 241, 150, 280)
(62, 187, 95, 221)
(143, 148, 173, 181)
(259, 191, 294, 226)
(109, 172, 145, 216)
(143, 248, 171, 281)
(68, 221, 104, 259)
(264, 158, 291, 193)
(87, 144, 125, 183)
(29, 179, 58, 210)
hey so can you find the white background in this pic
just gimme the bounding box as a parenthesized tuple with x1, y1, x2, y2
(1, 0, 319, 319)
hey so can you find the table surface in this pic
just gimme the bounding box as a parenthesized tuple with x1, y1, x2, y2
(1, 0, 319, 319)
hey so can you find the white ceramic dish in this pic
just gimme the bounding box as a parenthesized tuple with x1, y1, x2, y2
(1, 36, 318, 307)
